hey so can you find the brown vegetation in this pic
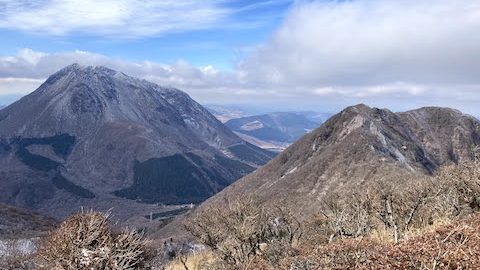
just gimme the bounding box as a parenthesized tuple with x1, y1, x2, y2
(175, 161, 480, 269)
(35, 210, 152, 270)
(184, 197, 302, 269)
(287, 213, 480, 269)
(4, 162, 480, 269)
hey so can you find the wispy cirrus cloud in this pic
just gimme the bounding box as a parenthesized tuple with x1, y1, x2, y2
(0, 0, 233, 37)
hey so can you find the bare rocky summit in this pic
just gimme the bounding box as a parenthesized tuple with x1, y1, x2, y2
(0, 64, 275, 220)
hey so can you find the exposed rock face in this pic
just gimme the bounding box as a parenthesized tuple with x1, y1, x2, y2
(0, 64, 275, 219)
(201, 104, 480, 220)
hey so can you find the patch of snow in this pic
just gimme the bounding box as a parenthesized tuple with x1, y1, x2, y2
(221, 149, 235, 158)
(280, 166, 298, 180)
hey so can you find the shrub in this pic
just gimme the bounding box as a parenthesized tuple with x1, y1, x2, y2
(314, 161, 480, 244)
(35, 210, 152, 270)
(288, 213, 480, 269)
(184, 197, 302, 269)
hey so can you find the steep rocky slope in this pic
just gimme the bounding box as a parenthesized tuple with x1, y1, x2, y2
(0, 64, 275, 219)
(200, 104, 480, 220)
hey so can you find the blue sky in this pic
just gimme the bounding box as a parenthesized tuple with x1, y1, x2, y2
(1, 0, 480, 116)
(0, 0, 290, 69)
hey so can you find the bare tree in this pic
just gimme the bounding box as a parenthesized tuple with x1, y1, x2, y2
(184, 197, 302, 269)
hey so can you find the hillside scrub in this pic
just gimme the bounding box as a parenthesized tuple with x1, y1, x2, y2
(0, 239, 37, 270)
(316, 161, 480, 245)
(184, 197, 303, 269)
(286, 213, 480, 269)
(177, 161, 480, 269)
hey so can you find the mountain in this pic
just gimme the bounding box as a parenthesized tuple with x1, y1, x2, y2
(200, 104, 480, 221)
(0, 64, 275, 220)
(225, 112, 319, 151)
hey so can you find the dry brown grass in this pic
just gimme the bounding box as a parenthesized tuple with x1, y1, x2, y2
(35, 210, 152, 270)
(284, 213, 480, 270)
(165, 251, 219, 270)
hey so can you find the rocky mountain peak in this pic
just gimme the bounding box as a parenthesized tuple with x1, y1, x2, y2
(0, 65, 275, 219)
(202, 105, 480, 224)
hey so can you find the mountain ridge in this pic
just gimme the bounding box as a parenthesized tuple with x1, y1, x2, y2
(0, 64, 275, 220)
(191, 104, 480, 223)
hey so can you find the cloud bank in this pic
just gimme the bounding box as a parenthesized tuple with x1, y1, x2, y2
(240, 0, 480, 87)
(1, 0, 480, 114)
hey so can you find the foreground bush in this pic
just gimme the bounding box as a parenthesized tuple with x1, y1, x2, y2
(35, 210, 151, 270)
(184, 197, 302, 269)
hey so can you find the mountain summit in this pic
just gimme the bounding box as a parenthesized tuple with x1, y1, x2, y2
(200, 104, 480, 220)
(0, 64, 275, 219)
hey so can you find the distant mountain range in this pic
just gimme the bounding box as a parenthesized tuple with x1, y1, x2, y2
(0, 64, 275, 220)
(225, 112, 320, 151)
(195, 104, 480, 223)
(206, 105, 248, 123)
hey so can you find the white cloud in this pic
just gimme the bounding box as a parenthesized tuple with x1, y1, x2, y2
(0, 77, 44, 95)
(0, 48, 245, 101)
(0, 0, 230, 37)
(2, 0, 480, 115)
(240, 0, 480, 87)
(1, 47, 480, 115)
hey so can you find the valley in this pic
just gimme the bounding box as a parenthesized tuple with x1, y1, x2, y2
(1, 1, 479, 268)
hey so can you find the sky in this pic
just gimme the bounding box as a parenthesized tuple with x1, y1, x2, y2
(1, 0, 480, 116)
